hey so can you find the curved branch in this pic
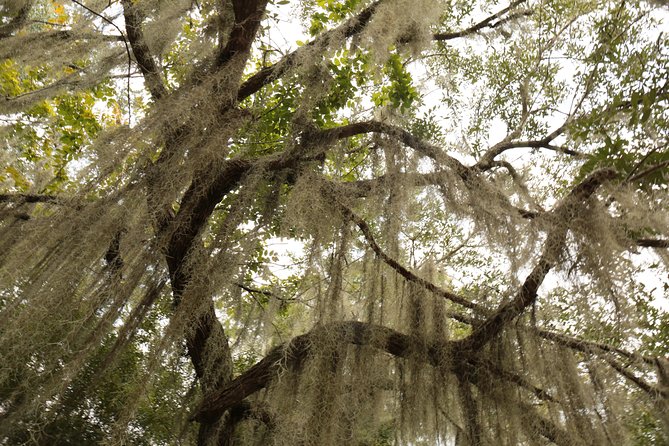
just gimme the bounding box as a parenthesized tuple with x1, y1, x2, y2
(193, 319, 573, 446)
(475, 123, 578, 171)
(338, 171, 539, 218)
(337, 202, 483, 315)
(319, 120, 468, 175)
(193, 321, 442, 422)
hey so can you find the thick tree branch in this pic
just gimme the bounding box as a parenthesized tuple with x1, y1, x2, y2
(193, 321, 442, 422)
(217, 0, 269, 68)
(456, 168, 619, 352)
(164, 122, 391, 276)
(193, 319, 574, 446)
(121, 0, 167, 100)
(517, 401, 582, 446)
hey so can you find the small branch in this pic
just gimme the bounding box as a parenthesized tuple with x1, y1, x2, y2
(71, 0, 133, 121)
(237, 1, 382, 100)
(100, 279, 167, 372)
(336, 202, 484, 315)
(535, 327, 657, 366)
(0, 0, 34, 38)
(236, 283, 273, 296)
(434, 0, 531, 41)
(624, 148, 657, 182)
(627, 159, 669, 184)
(475, 124, 583, 171)
(1, 30, 125, 45)
(1, 71, 87, 105)
(635, 238, 669, 248)
(605, 356, 663, 398)
(0, 193, 62, 204)
(235, 282, 299, 304)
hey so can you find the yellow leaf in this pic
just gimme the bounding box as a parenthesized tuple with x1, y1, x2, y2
(5, 166, 30, 190)
(52, 2, 68, 25)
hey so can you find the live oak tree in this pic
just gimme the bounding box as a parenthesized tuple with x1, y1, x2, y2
(1, 0, 668, 444)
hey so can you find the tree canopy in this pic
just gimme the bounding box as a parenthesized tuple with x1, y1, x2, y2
(1, 0, 668, 444)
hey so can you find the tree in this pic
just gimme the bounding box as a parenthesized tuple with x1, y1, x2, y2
(1, 0, 668, 444)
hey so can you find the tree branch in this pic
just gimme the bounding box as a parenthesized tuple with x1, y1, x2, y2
(487, 160, 545, 214)
(433, 0, 531, 41)
(0, 193, 62, 204)
(238, 1, 533, 100)
(193, 321, 443, 422)
(635, 238, 669, 248)
(604, 356, 664, 398)
(474, 123, 578, 171)
(70, 0, 133, 120)
(121, 0, 167, 100)
(0, 30, 125, 50)
(193, 319, 574, 446)
(0, 0, 34, 38)
(237, 1, 382, 100)
(217, 0, 269, 68)
(627, 159, 669, 184)
(337, 202, 483, 315)
(457, 168, 619, 352)
(535, 327, 657, 366)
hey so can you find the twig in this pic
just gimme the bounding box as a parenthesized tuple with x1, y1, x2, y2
(70, 0, 133, 122)
(434, 0, 531, 41)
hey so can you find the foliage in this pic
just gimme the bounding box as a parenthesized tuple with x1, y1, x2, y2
(1, 0, 668, 445)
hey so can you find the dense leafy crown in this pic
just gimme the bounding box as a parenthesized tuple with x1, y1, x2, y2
(1, 0, 668, 444)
